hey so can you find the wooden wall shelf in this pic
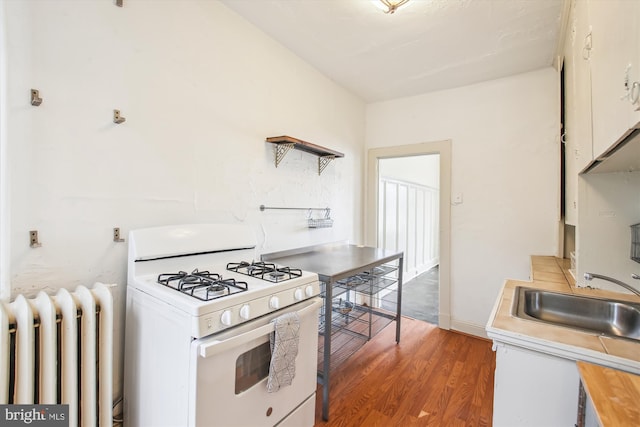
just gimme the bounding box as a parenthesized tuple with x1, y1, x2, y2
(266, 135, 344, 175)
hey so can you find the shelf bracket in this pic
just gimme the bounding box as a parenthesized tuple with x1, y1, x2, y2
(274, 143, 295, 168)
(318, 155, 335, 175)
(29, 230, 42, 248)
(113, 109, 126, 124)
(30, 89, 42, 106)
(113, 227, 125, 243)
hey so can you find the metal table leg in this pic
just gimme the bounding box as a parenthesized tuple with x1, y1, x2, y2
(396, 256, 403, 342)
(322, 279, 333, 421)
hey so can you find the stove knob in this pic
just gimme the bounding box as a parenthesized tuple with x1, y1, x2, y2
(305, 285, 315, 298)
(220, 310, 232, 326)
(239, 304, 251, 320)
(269, 296, 280, 310)
(294, 288, 304, 301)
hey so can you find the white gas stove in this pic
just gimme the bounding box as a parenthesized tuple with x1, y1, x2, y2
(124, 223, 321, 427)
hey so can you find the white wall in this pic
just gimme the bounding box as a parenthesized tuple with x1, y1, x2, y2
(2, 0, 364, 403)
(379, 155, 440, 188)
(366, 68, 559, 331)
(0, 0, 10, 300)
(577, 171, 640, 290)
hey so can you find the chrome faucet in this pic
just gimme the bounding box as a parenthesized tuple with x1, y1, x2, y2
(584, 272, 640, 298)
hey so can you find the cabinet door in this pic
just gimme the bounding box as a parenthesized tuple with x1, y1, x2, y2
(589, 0, 640, 158)
(563, 0, 593, 224)
(575, 0, 594, 172)
(492, 343, 579, 427)
(563, 19, 578, 224)
(584, 393, 600, 427)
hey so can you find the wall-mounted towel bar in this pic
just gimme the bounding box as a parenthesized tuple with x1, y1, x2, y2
(260, 205, 333, 228)
(260, 205, 329, 212)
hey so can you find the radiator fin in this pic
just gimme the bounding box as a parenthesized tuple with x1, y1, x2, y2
(77, 286, 97, 427)
(0, 283, 114, 427)
(13, 295, 35, 403)
(0, 301, 9, 403)
(33, 292, 57, 404)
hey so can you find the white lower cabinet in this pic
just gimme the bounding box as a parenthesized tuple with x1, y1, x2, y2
(584, 391, 600, 427)
(492, 343, 580, 427)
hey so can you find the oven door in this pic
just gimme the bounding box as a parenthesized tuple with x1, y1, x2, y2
(188, 297, 321, 427)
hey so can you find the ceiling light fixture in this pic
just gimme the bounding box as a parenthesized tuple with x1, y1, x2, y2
(379, 0, 410, 14)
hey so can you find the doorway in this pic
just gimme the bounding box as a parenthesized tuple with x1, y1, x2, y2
(377, 155, 440, 324)
(365, 141, 451, 329)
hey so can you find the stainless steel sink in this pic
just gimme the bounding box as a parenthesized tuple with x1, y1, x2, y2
(512, 287, 640, 342)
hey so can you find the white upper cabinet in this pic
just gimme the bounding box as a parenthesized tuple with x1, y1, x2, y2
(572, 0, 595, 172)
(589, 0, 640, 159)
(563, 0, 593, 225)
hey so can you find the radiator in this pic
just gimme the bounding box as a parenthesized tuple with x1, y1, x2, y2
(0, 283, 114, 427)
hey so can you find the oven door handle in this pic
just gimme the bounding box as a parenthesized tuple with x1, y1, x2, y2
(198, 298, 322, 359)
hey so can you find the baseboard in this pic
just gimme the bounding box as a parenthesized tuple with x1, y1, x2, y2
(438, 312, 450, 329)
(404, 261, 440, 283)
(450, 319, 488, 339)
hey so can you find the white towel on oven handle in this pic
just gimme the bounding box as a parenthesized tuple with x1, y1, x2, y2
(267, 311, 300, 393)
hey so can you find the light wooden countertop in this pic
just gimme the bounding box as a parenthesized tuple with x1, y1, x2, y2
(577, 361, 640, 427)
(487, 255, 640, 372)
(487, 256, 640, 425)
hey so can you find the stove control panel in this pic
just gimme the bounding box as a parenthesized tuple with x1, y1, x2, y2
(192, 280, 320, 338)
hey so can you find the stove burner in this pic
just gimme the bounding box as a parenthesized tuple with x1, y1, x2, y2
(207, 283, 228, 297)
(227, 261, 302, 283)
(157, 269, 247, 301)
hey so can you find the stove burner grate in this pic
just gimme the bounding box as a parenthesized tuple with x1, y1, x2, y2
(226, 261, 302, 283)
(157, 269, 248, 301)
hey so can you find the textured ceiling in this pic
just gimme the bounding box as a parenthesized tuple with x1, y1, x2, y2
(221, 0, 565, 102)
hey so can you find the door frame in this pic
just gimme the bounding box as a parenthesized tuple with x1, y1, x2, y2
(365, 140, 451, 329)
(0, 0, 9, 300)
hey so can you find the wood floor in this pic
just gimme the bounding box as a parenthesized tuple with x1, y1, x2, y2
(314, 317, 496, 426)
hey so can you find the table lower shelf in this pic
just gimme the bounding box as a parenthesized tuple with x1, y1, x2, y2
(317, 306, 395, 372)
